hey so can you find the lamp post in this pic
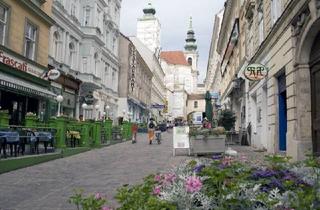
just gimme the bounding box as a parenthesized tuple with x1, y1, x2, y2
(95, 104, 100, 120)
(56, 95, 64, 117)
(105, 105, 110, 119)
(82, 103, 88, 121)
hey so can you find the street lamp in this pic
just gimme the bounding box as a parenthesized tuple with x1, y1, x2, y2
(105, 105, 110, 119)
(82, 103, 88, 121)
(95, 104, 100, 120)
(56, 95, 64, 117)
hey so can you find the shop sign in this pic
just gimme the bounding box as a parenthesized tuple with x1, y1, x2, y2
(244, 63, 268, 81)
(84, 94, 94, 105)
(47, 69, 61, 80)
(210, 92, 219, 99)
(0, 50, 44, 77)
(151, 104, 165, 109)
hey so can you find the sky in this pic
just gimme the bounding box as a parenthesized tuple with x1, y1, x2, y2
(119, 0, 225, 83)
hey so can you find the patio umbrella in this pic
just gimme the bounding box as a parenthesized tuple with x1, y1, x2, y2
(205, 91, 213, 123)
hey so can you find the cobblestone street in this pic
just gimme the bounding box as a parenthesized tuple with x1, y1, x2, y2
(0, 132, 189, 210)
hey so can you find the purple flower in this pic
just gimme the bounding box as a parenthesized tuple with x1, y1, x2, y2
(270, 178, 284, 190)
(185, 176, 202, 193)
(95, 193, 103, 200)
(193, 164, 205, 173)
(212, 154, 223, 160)
(153, 185, 161, 195)
(221, 156, 234, 167)
(251, 169, 277, 179)
(101, 207, 111, 210)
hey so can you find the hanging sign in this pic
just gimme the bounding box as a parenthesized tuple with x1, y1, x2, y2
(47, 69, 61, 80)
(244, 63, 268, 81)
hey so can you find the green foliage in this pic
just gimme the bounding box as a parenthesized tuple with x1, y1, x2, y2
(69, 189, 107, 210)
(115, 175, 176, 210)
(218, 109, 236, 131)
(264, 155, 291, 170)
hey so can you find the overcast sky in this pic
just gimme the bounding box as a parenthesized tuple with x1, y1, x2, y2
(119, 0, 225, 83)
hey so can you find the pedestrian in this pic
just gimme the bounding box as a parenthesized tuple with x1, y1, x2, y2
(131, 123, 138, 143)
(147, 118, 156, 144)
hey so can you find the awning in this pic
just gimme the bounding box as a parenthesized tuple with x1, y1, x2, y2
(0, 72, 57, 99)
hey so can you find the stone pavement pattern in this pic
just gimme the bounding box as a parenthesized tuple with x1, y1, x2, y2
(0, 132, 189, 210)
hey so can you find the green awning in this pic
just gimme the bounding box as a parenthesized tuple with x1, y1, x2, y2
(0, 72, 56, 99)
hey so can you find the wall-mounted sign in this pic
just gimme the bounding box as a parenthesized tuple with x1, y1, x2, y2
(151, 104, 165, 109)
(84, 94, 94, 105)
(244, 63, 268, 81)
(210, 92, 220, 99)
(47, 69, 61, 80)
(0, 50, 44, 77)
(220, 19, 239, 76)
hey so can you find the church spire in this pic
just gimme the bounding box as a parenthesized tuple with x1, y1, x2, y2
(184, 16, 197, 51)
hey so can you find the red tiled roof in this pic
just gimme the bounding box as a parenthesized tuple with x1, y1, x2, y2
(160, 51, 190, 66)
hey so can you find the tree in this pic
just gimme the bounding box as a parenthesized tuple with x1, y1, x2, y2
(218, 109, 236, 131)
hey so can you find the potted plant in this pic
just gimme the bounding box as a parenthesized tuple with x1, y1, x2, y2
(189, 127, 226, 156)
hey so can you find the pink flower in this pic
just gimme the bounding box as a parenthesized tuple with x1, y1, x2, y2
(154, 174, 162, 182)
(239, 155, 248, 162)
(101, 207, 111, 210)
(185, 176, 202, 193)
(153, 185, 162, 195)
(95, 193, 102, 200)
(164, 173, 176, 184)
(221, 156, 233, 166)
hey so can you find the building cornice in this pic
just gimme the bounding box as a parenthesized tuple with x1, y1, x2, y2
(20, 0, 55, 26)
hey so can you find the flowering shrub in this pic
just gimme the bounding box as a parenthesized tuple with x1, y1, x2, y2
(70, 155, 320, 210)
(69, 189, 112, 210)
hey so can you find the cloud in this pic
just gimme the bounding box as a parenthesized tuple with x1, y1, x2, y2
(120, 0, 225, 83)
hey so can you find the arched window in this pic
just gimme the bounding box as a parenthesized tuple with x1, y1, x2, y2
(188, 57, 192, 65)
(53, 31, 61, 60)
(94, 52, 99, 76)
(69, 42, 75, 68)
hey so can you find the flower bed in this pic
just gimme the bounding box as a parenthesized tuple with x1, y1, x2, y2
(70, 154, 320, 210)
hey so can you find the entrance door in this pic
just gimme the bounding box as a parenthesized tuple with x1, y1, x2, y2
(278, 74, 287, 151)
(311, 64, 320, 155)
(310, 31, 320, 156)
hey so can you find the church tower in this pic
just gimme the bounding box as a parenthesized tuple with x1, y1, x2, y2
(184, 17, 199, 89)
(137, 2, 161, 54)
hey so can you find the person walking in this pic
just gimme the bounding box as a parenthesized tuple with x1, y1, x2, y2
(147, 118, 156, 144)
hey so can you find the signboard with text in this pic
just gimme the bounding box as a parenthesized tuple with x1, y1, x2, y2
(244, 63, 268, 81)
(173, 126, 190, 156)
(0, 50, 44, 77)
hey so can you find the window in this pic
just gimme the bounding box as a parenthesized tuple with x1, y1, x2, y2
(105, 30, 109, 47)
(24, 22, 37, 60)
(82, 57, 87, 73)
(187, 57, 192, 65)
(271, 0, 282, 24)
(84, 7, 90, 26)
(94, 52, 99, 76)
(258, 3, 264, 45)
(112, 37, 116, 52)
(96, 7, 103, 30)
(70, 0, 77, 17)
(53, 31, 61, 60)
(0, 4, 8, 45)
(68, 42, 75, 68)
(104, 62, 109, 84)
(194, 101, 198, 108)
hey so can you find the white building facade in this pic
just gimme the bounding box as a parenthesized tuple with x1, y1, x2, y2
(49, 0, 122, 121)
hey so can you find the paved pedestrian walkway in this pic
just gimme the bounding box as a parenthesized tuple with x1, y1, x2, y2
(0, 132, 189, 210)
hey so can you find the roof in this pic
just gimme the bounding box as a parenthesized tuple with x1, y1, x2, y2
(160, 51, 190, 66)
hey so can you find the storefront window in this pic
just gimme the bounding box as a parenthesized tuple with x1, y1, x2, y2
(0, 4, 8, 45)
(24, 21, 37, 60)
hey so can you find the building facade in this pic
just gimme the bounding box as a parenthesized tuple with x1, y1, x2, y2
(206, 0, 320, 160)
(118, 34, 152, 123)
(49, 0, 121, 121)
(0, 0, 56, 125)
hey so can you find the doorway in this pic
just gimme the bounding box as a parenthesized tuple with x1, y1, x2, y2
(278, 74, 287, 151)
(310, 31, 320, 155)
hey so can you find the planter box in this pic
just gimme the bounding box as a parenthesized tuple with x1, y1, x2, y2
(190, 135, 226, 156)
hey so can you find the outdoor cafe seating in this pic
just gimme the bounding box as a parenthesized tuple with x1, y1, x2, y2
(0, 127, 56, 158)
